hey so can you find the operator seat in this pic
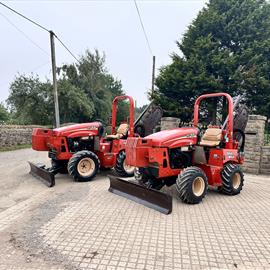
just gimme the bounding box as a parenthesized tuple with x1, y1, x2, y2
(106, 123, 129, 140)
(199, 128, 222, 147)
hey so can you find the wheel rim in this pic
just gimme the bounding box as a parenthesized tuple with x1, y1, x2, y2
(192, 177, 205, 197)
(123, 159, 135, 174)
(232, 172, 241, 189)
(77, 158, 95, 177)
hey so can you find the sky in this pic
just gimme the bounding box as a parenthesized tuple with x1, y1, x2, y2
(0, 0, 207, 107)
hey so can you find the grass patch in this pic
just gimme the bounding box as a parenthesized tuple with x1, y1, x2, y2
(0, 144, 32, 152)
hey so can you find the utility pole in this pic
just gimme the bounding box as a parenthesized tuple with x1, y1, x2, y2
(151, 55, 156, 93)
(49, 30, 60, 128)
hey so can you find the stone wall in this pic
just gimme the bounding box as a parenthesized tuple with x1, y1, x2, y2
(0, 125, 42, 148)
(260, 146, 270, 175)
(242, 115, 270, 175)
(160, 117, 180, 130)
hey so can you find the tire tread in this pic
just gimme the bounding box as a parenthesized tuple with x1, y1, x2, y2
(176, 166, 208, 204)
(114, 151, 134, 177)
(67, 150, 100, 182)
(221, 163, 244, 195)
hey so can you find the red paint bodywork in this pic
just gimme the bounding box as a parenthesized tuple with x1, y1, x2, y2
(146, 127, 198, 147)
(197, 148, 242, 186)
(32, 95, 135, 168)
(97, 138, 127, 168)
(125, 92, 244, 187)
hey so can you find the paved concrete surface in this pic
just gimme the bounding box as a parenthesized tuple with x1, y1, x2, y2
(0, 148, 270, 270)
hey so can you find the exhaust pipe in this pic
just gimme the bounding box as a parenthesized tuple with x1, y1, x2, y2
(108, 175, 172, 214)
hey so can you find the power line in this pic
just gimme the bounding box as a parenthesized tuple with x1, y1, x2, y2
(54, 34, 80, 63)
(0, 1, 50, 32)
(0, 2, 80, 63)
(0, 11, 48, 55)
(133, 0, 153, 56)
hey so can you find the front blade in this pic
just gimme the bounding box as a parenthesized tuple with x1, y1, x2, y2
(28, 161, 55, 187)
(108, 175, 172, 214)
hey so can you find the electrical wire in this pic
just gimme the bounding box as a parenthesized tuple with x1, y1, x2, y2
(0, 11, 48, 55)
(0, 1, 50, 32)
(54, 34, 80, 63)
(0, 2, 80, 63)
(133, 0, 153, 56)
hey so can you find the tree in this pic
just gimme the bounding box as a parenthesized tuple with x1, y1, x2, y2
(153, 0, 270, 121)
(57, 79, 95, 124)
(7, 50, 128, 125)
(7, 75, 53, 125)
(0, 103, 9, 122)
(59, 49, 129, 124)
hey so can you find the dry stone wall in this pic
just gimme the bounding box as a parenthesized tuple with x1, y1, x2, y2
(0, 125, 42, 148)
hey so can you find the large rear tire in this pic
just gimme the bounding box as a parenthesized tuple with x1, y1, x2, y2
(221, 163, 244, 195)
(114, 151, 135, 177)
(67, 150, 100, 182)
(176, 166, 208, 204)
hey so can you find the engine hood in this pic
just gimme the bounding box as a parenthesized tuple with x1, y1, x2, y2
(145, 127, 198, 148)
(53, 122, 102, 136)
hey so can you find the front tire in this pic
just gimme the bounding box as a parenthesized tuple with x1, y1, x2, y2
(221, 163, 244, 195)
(114, 151, 135, 177)
(67, 150, 100, 182)
(176, 166, 208, 204)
